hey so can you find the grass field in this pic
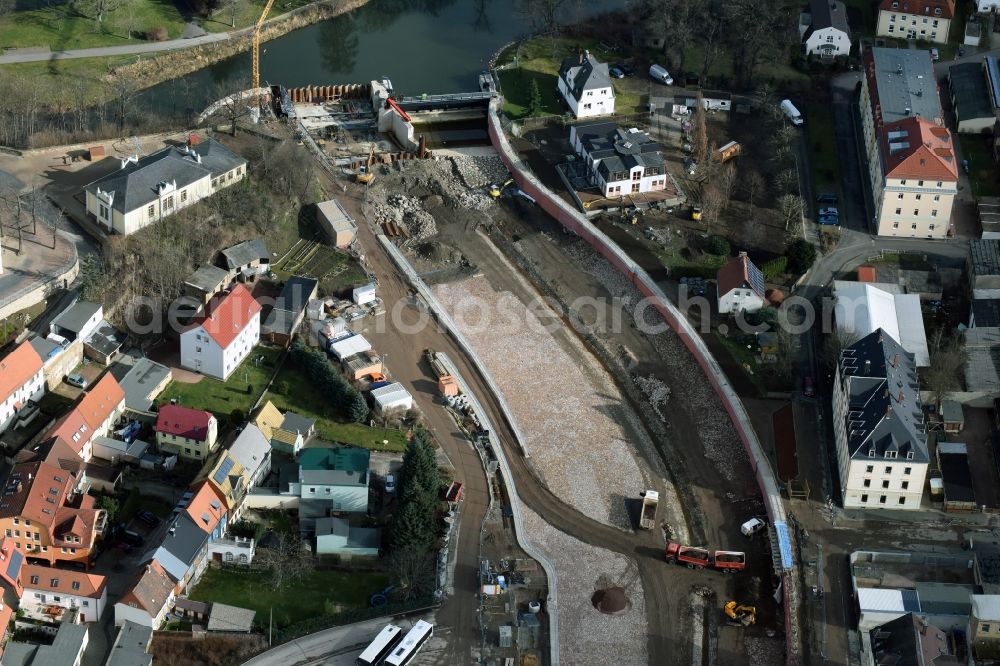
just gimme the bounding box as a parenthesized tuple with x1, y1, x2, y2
(0, 54, 152, 106)
(959, 134, 1000, 197)
(159, 346, 283, 418)
(0, 1, 185, 51)
(0, 301, 47, 346)
(200, 0, 317, 33)
(266, 365, 409, 451)
(188, 567, 388, 628)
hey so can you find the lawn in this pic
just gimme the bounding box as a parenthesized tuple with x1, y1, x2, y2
(158, 346, 283, 419)
(681, 42, 809, 88)
(188, 567, 389, 628)
(804, 101, 841, 194)
(0, 301, 47, 346)
(200, 0, 319, 33)
(959, 134, 1000, 197)
(266, 365, 409, 451)
(0, 1, 185, 51)
(0, 54, 152, 106)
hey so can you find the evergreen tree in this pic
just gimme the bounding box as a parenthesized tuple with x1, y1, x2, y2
(528, 79, 543, 116)
(391, 500, 434, 553)
(348, 390, 369, 423)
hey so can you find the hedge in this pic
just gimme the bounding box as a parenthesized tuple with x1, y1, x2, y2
(762, 256, 788, 280)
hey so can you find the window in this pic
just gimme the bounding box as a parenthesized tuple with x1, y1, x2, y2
(901, 179, 907, 185)
(879, 495, 887, 504)
(309, 487, 316, 494)
(897, 193, 904, 199)
(895, 207, 902, 215)
(911, 223, 917, 230)
(4, 530, 9, 538)
(180, 190, 188, 203)
(225, 552, 233, 562)
(583, 103, 592, 110)
(912, 209, 919, 216)
(82, 601, 89, 607)
(882, 480, 890, 489)
(984, 624, 992, 633)
(866, 465, 874, 473)
(185, 448, 191, 455)
(51, 578, 58, 587)
(934, 195, 940, 202)
(918, 180, 924, 186)
(904, 467, 912, 475)
(885, 466, 892, 474)
(898, 497, 906, 505)
(14, 531, 19, 538)
(902, 481, 909, 490)
(72, 581, 80, 590)
(929, 224, 935, 231)
(893, 222, 900, 229)
(861, 494, 869, 503)
(147, 204, 155, 217)
(915, 194, 921, 200)
(863, 479, 871, 488)
(196, 347, 202, 353)
(29, 575, 38, 585)
(13, 519, 18, 525)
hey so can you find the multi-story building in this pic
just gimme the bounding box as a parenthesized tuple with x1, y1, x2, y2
(180, 283, 261, 381)
(876, 0, 954, 43)
(557, 51, 615, 119)
(832, 329, 929, 509)
(860, 47, 958, 238)
(284, 447, 370, 533)
(0, 341, 45, 434)
(19, 564, 107, 623)
(48, 372, 126, 461)
(84, 139, 246, 235)
(568, 121, 668, 197)
(227, 424, 272, 489)
(199, 450, 248, 521)
(155, 405, 218, 461)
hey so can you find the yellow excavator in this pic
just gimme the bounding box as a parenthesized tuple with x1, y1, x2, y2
(489, 178, 513, 198)
(357, 144, 376, 184)
(724, 601, 756, 626)
(583, 195, 628, 210)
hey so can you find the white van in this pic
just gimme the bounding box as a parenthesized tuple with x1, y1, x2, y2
(780, 99, 804, 126)
(649, 64, 674, 86)
(741, 517, 766, 537)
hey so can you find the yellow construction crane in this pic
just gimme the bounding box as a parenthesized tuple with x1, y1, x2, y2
(252, 0, 277, 107)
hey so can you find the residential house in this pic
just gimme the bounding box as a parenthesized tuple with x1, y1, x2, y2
(832, 329, 928, 509)
(0, 341, 45, 433)
(155, 405, 218, 461)
(19, 563, 107, 623)
(315, 517, 379, 559)
(0, 537, 24, 655)
(47, 372, 126, 461)
(3, 613, 89, 666)
(287, 447, 370, 532)
(716, 252, 766, 314)
(114, 561, 175, 628)
(84, 139, 247, 235)
(371, 382, 413, 415)
(557, 51, 615, 119)
(877, 0, 955, 42)
(833, 281, 930, 366)
(262, 276, 319, 347)
(180, 283, 261, 381)
(50, 302, 102, 344)
(948, 61, 997, 134)
(801, 0, 852, 57)
(270, 413, 315, 455)
(216, 239, 269, 282)
(227, 424, 271, 488)
(316, 199, 357, 248)
(117, 358, 172, 412)
(252, 400, 283, 442)
(183, 265, 232, 305)
(105, 621, 153, 666)
(867, 613, 959, 665)
(568, 121, 667, 197)
(199, 450, 247, 521)
(181, 481, 254, 567)
(860, 48, 957, 238)
(972, 595, 1000, 657)
(0, 459, 106, 566)
(150, 512, 213, 593)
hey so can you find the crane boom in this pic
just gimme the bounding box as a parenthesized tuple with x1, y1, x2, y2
(252, 0, 277, 105)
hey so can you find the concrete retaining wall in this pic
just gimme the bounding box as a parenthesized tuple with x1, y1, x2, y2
(487, 101, 801, 664)
(0, 256, 78, 321)
(244, 491, 300, 510)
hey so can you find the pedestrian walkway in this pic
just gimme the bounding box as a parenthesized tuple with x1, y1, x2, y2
(0, 32, 229, 65)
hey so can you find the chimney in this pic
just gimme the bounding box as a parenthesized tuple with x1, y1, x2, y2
(15, 483, 21, 493)
(897, 389, 905, 404)
(865, 359, 871, 374)
(886, 404, 892, 417)
(892, 354, 899, 368)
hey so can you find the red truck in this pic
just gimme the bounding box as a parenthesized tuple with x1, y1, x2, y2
(445, 481, 464, 503)
(665, 542, 746, 573)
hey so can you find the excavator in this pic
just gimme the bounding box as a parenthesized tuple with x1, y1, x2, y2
(489, 178, 513, 198)
(583, 194, 627, 210)
(357, 144, 376, 184)
(724, 601, 756, 626)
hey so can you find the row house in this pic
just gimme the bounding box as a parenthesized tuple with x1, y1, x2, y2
(180, 283, 261, 381)
(47, 372, 126, 462)
(0, 341, 45, 434)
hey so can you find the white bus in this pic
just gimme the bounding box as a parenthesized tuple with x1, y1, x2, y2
(384, 620, 433, 666)
(356, 624, 403, 666)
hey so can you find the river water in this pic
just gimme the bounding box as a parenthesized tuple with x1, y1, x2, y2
(144, 0, 625, 116)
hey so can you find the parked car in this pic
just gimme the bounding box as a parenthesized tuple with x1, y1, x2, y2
(609, 67, 625, 79)
(803, 376, 816, 397)
(816, 193, 838, 204)
(136, 510, 160, 527)
(65, 374, 87, 389)
(385, 474, 396, 494)
(930, 47, 940, 61)
(741, 517, 766, 537)
(818, 207, 839, 217)
(818, 215, 840, 225)
(615, 63, 635, 76)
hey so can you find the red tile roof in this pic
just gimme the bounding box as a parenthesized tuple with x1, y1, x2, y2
(882, 116, 958, 181)
(156, 405, 215, 441)
(716, 253, 765, 299)
(75, 373, 124, 432)
(121, 561, 173, 614)
(20, 563, 106, 598)
(0, 462, 71, 527)
(185, 481, 226, 535)
(878, 0, 955, 19)
(190, 283, 261, 349)
(858, 266, 877, 283)
(0, 341, 43, 406)
(47, 410, 91, 456)
(0, 537, 23, 593)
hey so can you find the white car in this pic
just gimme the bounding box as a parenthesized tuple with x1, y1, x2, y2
(384, 474, 396, 494)
(930, 48, 940, 61)
(741, 517, 766, 537)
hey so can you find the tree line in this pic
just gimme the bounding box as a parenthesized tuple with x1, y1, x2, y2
(289, 340, 369, 423)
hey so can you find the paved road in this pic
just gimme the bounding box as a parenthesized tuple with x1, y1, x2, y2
(241, 616, 423, 666)
(0, 33, 229, 65)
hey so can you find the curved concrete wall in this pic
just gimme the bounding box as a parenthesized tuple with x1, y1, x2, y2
(487, 103, 801, 664)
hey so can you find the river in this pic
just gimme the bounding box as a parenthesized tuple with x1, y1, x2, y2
(144, 0, 626, 116)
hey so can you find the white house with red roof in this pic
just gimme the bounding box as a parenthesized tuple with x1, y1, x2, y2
(19, 563, 108, 623)
(716, 252, 766, 314)
(876, 0, 954, 43)
(180, 283, 261, 380)
(47, 372, 126, 462)
(155, 405, 218, 461)
(861, 47, 958, 238)
(0, 341, 45, 434)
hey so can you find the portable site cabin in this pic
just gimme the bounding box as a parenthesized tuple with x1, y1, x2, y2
(715, 141, 741, 162)
(353, 283, 377, 306)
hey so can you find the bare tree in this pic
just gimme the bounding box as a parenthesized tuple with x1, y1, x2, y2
(924, 336, 967, 406)
(387, 549, 437, 601)
(778, 194, 805, 231)
(694, 94, 709, 165)
(72, 0, 126, 29)
(718, 162, 737, 211)
(255, 530, 315, 591)
(744, 169, 767, 220)
(699, 1, 726, 80)
(107, 70, 139, 134)
(213, 78, 255, 136)
(517, 0, 570, 35)
(701, 184, 726, 231)
(774, 168, 798, 196)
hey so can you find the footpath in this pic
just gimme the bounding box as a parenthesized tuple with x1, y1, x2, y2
(0, 33, 229, 65)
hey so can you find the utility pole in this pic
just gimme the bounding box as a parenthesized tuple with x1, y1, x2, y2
(269, 606, 272, 646)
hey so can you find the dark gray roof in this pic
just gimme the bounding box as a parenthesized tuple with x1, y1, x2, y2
(972, 239, 1000, 278)
(869, 614, 923, 665)
(106, 620, 153, 666)
(939, 449, 975, 503)
(281, 412, 315, 434)
(559, 53, 613, 102)
(809, 0, 850, 33)
(262, 308, 296, 336)
(84, 320, 126, 358)
(870, 48, 942, 124)
(973, 299, 1000, 328)
(185, 264, 230, 293)
(52, 301, 101, 334)
(949, 62, 995, 122)
(119, 358, 171, 411)
(29, 335, 60, 361)
(4, 616, 89, 666)
(160, 512, 210, 569)
(347, 526, 380, 549)
(276, 276, 319, 315)
(574, 121, 664, 181)
(315, 516, 349, 538)
(837, 329, 928, 463)
(84, 139, 245, 215)
(218, 239, 269, 271)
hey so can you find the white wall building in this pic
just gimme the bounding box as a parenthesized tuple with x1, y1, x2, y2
(568, 122, 668, 198)
(20, 564, 108, 623)
(716, 252, 767, 314)
(114, 562, 175, 628)
(833, 281, 930, 366)
(877, 0, 954, 42)
(371, 382, 413, 414)
(180, 284, 261, 381)
(832, 329, 928, 510)
(557, 52, 615, 119)
(802, 0, 852, 57)
(0, 340, 45, 434)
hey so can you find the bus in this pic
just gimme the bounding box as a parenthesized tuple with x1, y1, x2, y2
(384, 620, 433, 666)
(356, 624, 403, 666)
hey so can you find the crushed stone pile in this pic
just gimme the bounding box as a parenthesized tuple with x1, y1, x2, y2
(451, 155, 509, 189)
(402, 209, 438, 240)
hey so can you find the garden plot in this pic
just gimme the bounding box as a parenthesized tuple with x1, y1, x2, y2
(433, 276, 648, 528)
(521, 506, 648, 666)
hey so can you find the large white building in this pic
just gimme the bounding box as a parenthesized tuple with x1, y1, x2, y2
(84, 139, 246, 236)
(19, 564, 108, 624)
(569, 121, 668, 198)
(180, 284, 261, 381)
(0, 340, 45, 433)
(877, 0, 954, 43)
(832, 329, 928, 510)
(860, 47, 958, 238)
(801, 0, 852, 57)
(557, 52, 615, 119)
(833, 281, 930, 366)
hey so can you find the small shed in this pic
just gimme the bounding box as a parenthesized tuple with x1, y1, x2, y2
(314, 517, 380, 559)
(316, 198, 357, 248)
(89, 145, 106, 161)
(371, 382, 413, 414)
(353, 283, 377, 306)
(941, 400, 965, 434)
(343, 351, 384, 381)
(207, 603, 256, 633)
(714, 141, 741, 163)
(329, 334, 372, 361)
(937, 442, 976, 513)
(857, 266, 877, 283)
